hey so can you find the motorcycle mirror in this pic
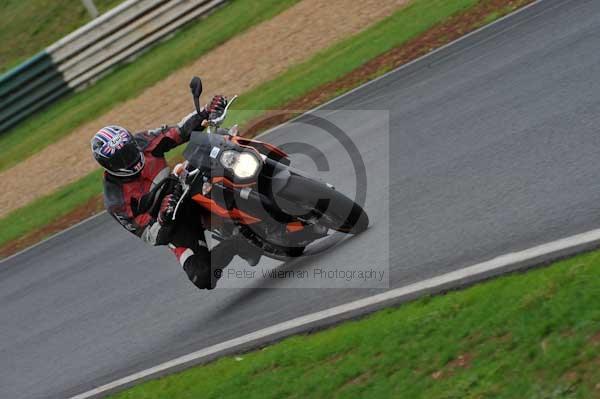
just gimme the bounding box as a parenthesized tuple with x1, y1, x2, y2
(189, 76, 203, 114)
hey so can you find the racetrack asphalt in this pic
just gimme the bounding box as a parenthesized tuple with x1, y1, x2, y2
(2, 0, 600, 397)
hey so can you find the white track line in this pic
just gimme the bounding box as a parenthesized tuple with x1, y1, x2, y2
(70, 227, 600, 399)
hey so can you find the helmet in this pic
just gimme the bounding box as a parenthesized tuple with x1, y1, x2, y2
(91, 126, 145, 177)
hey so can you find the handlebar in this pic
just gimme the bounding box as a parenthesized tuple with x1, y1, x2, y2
(207, 95, 238, 128)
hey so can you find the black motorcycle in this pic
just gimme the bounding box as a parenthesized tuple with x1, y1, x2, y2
(165, 77, 369, 260)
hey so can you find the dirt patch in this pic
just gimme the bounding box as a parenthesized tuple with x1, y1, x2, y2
(0, 0, 534, 258)
(0, 0, 409, 218)
(431, 353, 473, 380)
(563, 371, 580, 383)
(341, 371, 372, 388)
(326, 351, 352, 365)
(589, 331, 600, 346)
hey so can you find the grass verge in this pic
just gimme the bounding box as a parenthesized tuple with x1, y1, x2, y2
(0, 170, 102, 254)
(0, 0, 533, 257)
(108, 250, 600, 399)
(0, 0, 300, 172)
(0, 0, 123, 73)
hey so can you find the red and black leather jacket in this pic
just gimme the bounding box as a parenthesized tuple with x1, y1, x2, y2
(103, 125, 190, 245)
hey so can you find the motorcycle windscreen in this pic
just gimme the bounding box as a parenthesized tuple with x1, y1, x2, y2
(183, 132, 228, 170)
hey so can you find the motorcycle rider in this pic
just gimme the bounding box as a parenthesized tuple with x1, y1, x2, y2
(91, 95, 260, 290)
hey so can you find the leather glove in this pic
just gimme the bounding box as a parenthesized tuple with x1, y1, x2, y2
(177, 95, 227, 136)
(178, 110, 208, 137)
(207, 95, 227, 120)
(158, 185, 183, 226)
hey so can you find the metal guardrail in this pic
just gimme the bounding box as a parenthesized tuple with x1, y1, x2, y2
(0, 0, 226, 134)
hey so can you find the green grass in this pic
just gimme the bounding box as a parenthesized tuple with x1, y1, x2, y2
(108, 251, 600, 399)
(0, 0, 514, 250)
(0, 0, 300, 172)
(0, 170, 102, 247)
(0, 0, 123, 73)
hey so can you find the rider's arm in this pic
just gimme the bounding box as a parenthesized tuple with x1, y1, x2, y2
(135, 124, 200, 159)
(109, 207, 172, 246)
(135, 95, 227, 157)
(104, 181, 172, 246)
(133, 107, 210, 158)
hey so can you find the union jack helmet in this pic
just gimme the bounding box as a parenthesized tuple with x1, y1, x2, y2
(91, 125, 145, 177)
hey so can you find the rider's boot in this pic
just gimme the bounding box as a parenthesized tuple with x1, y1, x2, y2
(234, 238, 262, 267)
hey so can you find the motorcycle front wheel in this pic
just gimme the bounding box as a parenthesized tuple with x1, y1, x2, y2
(277, 173, 369, 234)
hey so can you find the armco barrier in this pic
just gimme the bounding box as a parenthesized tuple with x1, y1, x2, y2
(0, 0, 226, 134)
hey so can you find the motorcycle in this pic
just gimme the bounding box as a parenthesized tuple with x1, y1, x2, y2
(155, 77, 369, 260)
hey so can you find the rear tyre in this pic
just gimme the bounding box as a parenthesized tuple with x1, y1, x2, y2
(277, 174, 369, 234)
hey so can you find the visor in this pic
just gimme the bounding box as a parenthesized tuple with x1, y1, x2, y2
(105, 142, 145, 177)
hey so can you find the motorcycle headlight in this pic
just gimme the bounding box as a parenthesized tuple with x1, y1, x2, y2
(220, 150, 238, 169)
(220, 150, 260, 179)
